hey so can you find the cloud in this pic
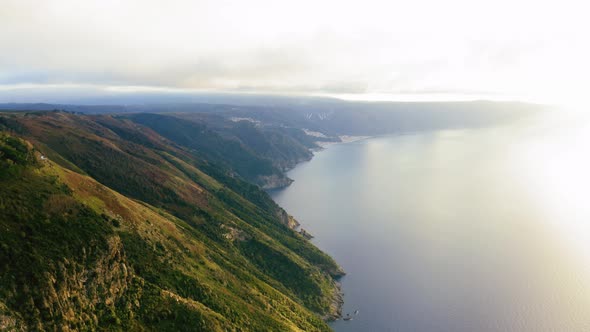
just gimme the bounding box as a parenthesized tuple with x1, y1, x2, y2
(0, 0, 589, 103)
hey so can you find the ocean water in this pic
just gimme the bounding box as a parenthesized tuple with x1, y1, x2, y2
(270, 111, 590, 332)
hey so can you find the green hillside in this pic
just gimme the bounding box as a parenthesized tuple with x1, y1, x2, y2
(122, 113, 294, 189)
(0, 111, 343, 331)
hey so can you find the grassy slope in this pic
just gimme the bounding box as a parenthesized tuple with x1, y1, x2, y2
(0, 112, 342, 331)
(168, 113, 317, 171)
(121, 113, 289, 188)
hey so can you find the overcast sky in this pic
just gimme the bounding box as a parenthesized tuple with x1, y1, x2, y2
(1, 0, 589, 104)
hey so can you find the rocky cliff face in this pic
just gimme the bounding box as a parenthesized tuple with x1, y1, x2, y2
(276, 208, 301, 230)
(322, 281, 344, 321)
(257, 173, 294, 189)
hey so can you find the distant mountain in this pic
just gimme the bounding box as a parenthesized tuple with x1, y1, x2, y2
(0, 98, 545, 137)
(0, 111, 343, 331)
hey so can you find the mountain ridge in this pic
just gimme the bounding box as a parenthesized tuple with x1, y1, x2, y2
(0, 111, 344, 331)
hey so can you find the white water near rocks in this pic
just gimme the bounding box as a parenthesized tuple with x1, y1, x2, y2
(271, 111, 590, 331)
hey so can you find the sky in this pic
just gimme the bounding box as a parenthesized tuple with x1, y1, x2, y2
(1, 0, 589, 104)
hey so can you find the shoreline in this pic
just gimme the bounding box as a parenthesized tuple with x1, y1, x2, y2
(264, 134, 371, 191)
(267, 134, 371, 322)
(314, 135, 371, 149)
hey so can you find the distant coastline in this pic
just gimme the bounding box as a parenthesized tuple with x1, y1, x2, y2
(315, 135, 371, 149)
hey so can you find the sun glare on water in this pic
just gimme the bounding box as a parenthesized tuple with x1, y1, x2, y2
(512, 109, 590, 267)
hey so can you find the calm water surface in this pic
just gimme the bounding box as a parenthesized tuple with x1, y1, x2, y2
(271, 112, 590, 332)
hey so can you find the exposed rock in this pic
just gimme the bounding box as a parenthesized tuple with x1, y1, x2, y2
(221, 224, 251, 242)
(275, 209, 300, 230)
(322, 280, 344, 321)
(275, 154, 313, 173)
(0, 302, 26, 332)
(257, 174, 293, 190)
(299, 228, 314, 240)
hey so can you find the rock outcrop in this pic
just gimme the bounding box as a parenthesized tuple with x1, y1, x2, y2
(257, 174, 294, 189)
(276, 209, 301, 230)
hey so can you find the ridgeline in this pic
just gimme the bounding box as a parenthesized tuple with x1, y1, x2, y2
(0, 111, 344, 331)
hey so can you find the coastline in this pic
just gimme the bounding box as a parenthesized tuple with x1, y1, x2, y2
(323, 280, 345, 321)
(314, 135, 371, 149)
(264, 134, 370, 191)
(267, 134, 370, 322)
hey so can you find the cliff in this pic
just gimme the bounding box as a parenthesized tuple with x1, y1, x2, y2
(0, 112, 344, 331)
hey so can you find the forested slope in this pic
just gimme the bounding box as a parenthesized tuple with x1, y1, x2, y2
(0, 111, 343, 331)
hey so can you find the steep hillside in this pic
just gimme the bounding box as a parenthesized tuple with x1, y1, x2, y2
(0, 111, 344, 331)
(133, 113, 319, 171)
(121, 113, 295, 189)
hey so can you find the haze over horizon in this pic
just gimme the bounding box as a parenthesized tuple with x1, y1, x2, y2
(1, 0, 589, 106)
(4, 2, 590, 331)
